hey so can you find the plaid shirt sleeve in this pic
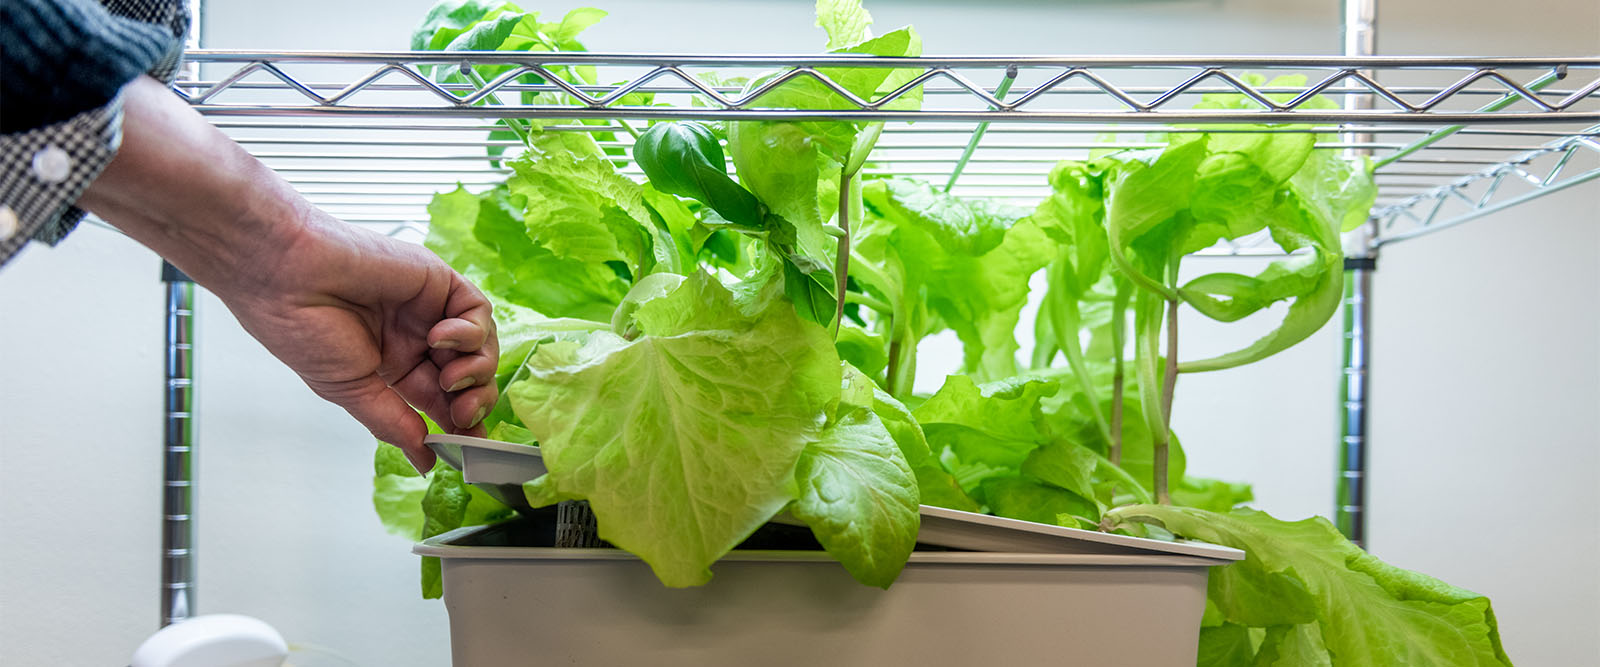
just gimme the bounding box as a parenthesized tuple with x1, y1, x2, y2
(0, 0, 189, 267)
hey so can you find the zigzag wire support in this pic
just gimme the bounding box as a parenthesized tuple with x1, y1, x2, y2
(1373, 126, 1600, 245)
(175, 52, 1600, 253)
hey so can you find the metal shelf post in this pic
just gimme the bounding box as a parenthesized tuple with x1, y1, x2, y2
(161, 262, 197, 626)
(1338, 0, 1378, 548)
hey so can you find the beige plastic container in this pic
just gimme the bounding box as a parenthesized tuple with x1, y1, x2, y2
(416, 510, 1241, 666)
(419, 435, 1242, 665)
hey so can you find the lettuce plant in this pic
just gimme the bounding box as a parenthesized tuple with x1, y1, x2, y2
(368, 1, 1510, 663)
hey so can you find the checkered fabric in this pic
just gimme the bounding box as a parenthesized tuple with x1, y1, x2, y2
(0, 0, 188, 268)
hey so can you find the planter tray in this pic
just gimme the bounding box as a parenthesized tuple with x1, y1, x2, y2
(414, 513, 1228, 666)
(424, 434, 1243, 561)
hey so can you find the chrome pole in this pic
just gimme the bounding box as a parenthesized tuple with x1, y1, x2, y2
(1338, 0, 1378, 548)
(156, 0, 206, 628)
(161, 262, 197, 626)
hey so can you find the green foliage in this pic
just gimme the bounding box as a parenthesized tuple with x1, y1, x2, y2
(381, 6, 1506, 664)
(371, 415, 514, 599)
(788, 364, 920, 588)
(856, 179, 1051, 385)
(511, 273, 842, 586)
(634, 122, 766, 228)
(1109, 505, 1511, 666)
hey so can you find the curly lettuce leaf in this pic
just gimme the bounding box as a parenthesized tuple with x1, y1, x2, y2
(1171, 475, 1255, 513)
(815, 0, 873, 49)
(418, 466, 515, 598)
(509, 273, 841, 587)
(505, 133, 661, 276)
(726, 2, 923, 277)
(372, 444, 429, 539)
(789, 364, 919, 588)
(1109, 505, 1511, 666)
(982, 477, 1098, 527)
(858, 180, 1051, 380)
(424, 185, 628, 321)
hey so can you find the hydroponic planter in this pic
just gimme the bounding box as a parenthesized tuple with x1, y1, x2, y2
(418, 435, 1243, 666)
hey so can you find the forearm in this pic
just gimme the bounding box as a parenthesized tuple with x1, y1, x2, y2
(76, 75, 306, 297)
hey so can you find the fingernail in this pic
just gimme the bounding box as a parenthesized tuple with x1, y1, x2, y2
(447, 376, 475, 392)
(470, 405, 488, 427)
(408, 453, 432, 477)
(431, 339, 460, 350)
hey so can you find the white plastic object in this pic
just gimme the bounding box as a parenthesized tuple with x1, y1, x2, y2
(130, 614, 288, 667)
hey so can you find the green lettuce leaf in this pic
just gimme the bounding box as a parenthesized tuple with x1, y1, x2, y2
(726, 4, 923, 279)
(508, 272, 841, 587)
(1019, 440, 1101, 508)
(1196, 622, 1257, 667)
(859, 180, 1051, 380)
(1108, 505, 1511, 666)
(1172, 475, 1255, 513)
(505, 133, 655, 277)
(372, 444, 429, 539)
(424, 185, 628, 321)
(915, 374, 1058, 465)
(857, 366, 979, 512)
(789, 364, 919, 588)
(1255, 622, 1333, 667)
(815, 0, 873, 49)
(419, 466, 515, 598)
(980, 477, 1097, 526)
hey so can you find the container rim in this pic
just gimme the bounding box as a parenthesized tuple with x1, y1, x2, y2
(421, 434, 1246, 564)
(413, 524, 1239, 568)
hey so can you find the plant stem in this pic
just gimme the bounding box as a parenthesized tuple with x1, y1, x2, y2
(1086, 447, 1153, 505)
(463, 69, 533, 148)
(844, 292, 892, 316)
(884, 302, 920, 399)
(831, 170, 853, 337)
(614, 118, 641, 140)
(1133, 291, 1171, 505)
(1153, 298, 1179, 504)
(1109, 280, 1130, 465)
(1105, 237, 1179, 301)
(886, 337, 903, 395)
(1048, 262, 1115, 451)
(1161, 298, 1180, 426)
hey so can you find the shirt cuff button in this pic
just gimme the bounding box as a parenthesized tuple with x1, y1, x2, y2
(0, 205, 19, 241)
(32, 146, 73, 184)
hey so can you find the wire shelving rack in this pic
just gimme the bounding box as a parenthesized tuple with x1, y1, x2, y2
(174, 52, 1599, 253)
(156, 49, 1597, 620)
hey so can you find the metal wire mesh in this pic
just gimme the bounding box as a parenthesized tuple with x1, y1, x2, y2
(179, 52, 1600, 253)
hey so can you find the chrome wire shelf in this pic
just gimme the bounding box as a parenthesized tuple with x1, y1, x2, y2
(180, 51, 1600, 253)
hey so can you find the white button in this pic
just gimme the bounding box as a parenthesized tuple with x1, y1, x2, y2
(31, 146, 71, 184)
(0, 205, 18, 241)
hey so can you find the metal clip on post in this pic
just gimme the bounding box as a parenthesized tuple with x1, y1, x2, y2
(1337, 0, 1378, 549)
(161, 261, 196, 626)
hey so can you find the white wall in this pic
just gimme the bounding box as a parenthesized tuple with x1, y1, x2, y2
(1, 0, 1595, 665)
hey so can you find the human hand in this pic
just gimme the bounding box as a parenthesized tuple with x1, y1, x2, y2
(218, 213, 498, 474)
(77, 75, 496, 472)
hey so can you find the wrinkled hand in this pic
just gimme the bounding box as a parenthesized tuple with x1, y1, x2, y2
(76, 75, 498, 471)
(221, 216, 498, 474)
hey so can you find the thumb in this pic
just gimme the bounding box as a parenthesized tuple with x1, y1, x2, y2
(315, 373, 437, 475)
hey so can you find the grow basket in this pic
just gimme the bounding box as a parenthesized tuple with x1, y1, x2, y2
(419, 435, 1242, 666)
